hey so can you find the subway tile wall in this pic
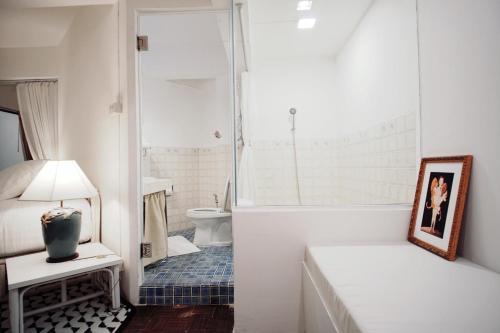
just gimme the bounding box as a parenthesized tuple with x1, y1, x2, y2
(250, 113, 418, 205)
(148, 145, 232, 232)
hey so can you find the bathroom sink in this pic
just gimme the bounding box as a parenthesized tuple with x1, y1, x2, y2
(143, 177, 173, 196)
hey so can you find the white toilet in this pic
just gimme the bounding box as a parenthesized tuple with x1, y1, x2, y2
(186, 208, 232, 246)
(187, 179, 232, 246)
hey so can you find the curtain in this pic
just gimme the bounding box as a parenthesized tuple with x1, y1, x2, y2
(143, 191, 168, 266)
(237, 71, 257, 205)
(16, 82, 58, 160)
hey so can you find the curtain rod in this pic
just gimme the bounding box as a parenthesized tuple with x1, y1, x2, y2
(0, 79, 58, 85)
(0, 106, 18, 114)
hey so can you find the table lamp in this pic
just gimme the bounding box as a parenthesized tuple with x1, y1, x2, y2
(19, 160, 98, 263)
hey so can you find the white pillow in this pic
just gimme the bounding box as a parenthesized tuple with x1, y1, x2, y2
(0, 160, 47, 201)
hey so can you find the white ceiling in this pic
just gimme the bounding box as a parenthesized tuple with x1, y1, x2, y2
(0, 7, 78, 48)
(139, 12, 230, 81)
(247, 0, 373, 63)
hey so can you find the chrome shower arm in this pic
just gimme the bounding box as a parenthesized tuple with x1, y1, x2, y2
(289, 107, 297, 131)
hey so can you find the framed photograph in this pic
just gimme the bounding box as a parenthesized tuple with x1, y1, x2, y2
(408, 155, 473, 260)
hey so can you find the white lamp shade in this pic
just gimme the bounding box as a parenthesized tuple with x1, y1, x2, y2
(19, 160, 98, 201)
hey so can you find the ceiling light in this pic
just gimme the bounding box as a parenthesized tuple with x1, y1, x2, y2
(297, 18, 316, 29)
(297, 0, 312, 11)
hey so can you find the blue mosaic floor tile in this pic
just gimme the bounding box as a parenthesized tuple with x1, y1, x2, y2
(140, 228, 234, 306)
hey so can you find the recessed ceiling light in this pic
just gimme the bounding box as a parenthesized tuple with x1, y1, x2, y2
(297, 0, 312, 11)
(297, 18, 316, 29)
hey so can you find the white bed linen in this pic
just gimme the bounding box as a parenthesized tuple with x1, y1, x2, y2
(0, 198, 92, 258)
(305, 244, 500, 333)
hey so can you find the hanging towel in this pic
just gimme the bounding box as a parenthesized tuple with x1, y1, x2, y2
(143, 191, 168, 266)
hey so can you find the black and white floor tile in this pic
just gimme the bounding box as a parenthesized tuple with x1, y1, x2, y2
(0, 281, 134, 333)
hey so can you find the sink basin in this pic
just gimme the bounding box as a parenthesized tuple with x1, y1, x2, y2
(143, 177, 173, 196)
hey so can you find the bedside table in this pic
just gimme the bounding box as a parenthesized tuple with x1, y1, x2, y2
(6, 243, 122, 333)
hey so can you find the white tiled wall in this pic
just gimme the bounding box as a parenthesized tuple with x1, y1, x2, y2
(147, 145, 231, 232)
(198, 145, 232, 207)
(250, 113, 418, 205)
(148, 114, 417, 218)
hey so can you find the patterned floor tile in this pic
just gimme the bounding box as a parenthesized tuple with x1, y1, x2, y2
(140, 229, 233, 305)
(0, 281, 133, 333)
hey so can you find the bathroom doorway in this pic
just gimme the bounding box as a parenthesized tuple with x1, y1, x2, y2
(137, 10, 235, 306)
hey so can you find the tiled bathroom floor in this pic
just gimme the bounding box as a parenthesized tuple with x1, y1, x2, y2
(140, 228, 234, 305)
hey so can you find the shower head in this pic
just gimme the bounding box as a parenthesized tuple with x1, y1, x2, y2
(289, 108, 297, 131)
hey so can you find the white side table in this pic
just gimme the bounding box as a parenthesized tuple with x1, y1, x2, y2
(6, 243, 122, 333)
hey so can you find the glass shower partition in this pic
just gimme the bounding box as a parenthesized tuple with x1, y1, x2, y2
(232, 0, 421, 206)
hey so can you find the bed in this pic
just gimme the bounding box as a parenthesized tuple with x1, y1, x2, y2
(0, 197, 100, 299)
(302, 243, 500, 333)
(0, 198, 95, 258)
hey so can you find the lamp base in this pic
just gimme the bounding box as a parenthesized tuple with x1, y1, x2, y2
(46, 252, 79, 263)
(41, 207, 82, 263)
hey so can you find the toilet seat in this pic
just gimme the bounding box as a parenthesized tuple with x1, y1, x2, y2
(187, 208, 232, 219)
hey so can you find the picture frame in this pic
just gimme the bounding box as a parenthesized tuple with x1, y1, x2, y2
(408, 155, 473, 260)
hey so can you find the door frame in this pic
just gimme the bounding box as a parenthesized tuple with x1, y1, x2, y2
(127, 4, 235, 304)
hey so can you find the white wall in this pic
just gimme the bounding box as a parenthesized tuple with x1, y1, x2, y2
(58, 5, 122, 256)
(334, 0, 419, 136)
(250, 58, 337, 141)
(418, 0, 500, 273)
(0, 46, 61, 79)
(0, 7, 77, 48)
(199, 74, 232, 147)
(142, 78, 208, 148)
(141, 76, 231, 148)
(233, 0, 500, 332)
